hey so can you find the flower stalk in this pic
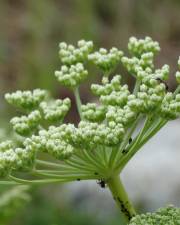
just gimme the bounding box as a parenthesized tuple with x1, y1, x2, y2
(107, 175, 136, 223)
(73, 87, 83, 119)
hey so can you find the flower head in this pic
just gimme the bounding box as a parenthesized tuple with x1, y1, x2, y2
(0, 37, 180, 189)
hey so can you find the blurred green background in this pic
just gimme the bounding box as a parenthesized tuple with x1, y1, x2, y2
(1, 0, 180, 224)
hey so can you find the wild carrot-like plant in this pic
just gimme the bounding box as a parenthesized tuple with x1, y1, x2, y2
(1, 37, 180, 224)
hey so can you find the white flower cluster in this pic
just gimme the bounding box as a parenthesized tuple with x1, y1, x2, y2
(1, 36, 180, 180)
(81, 103, 106, 122)
(55, 63, 88, 88)
(6, 89, 71, 137)
(40, 98, 71, 122)
(0, 141, 13, 152)
(56, 40, 93, 89)
(26, 126, 74, 160)
(0, 141, 16, 177)
(127, 81, 166, 114)
(23, 119, 125, 155)
(128, 36, 160, 57)
(118, 62, 179, 119)
(106, 106, 136, 127)
(13, 144, 36, 170)
(129, 205, 180, 225)
(10, 110, 41, 136)
(5, 89, 48, 111)
(72, 121, 125, 149)
(91, 75, 130, 107)
(59, 40, 93, 65)
(121, 53, 154, 75)
(0, 140, 36, 177)
(88, 47, 123, 73)
(122, 37, 160, 76)
(160, 93, 180, 119)
(135, 64, 169, 81)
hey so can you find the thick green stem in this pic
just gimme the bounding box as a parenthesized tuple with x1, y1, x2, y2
(107, 175, 136, 223)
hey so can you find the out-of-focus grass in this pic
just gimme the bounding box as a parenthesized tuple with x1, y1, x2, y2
(1, 0, 180, 93)
(0, 186, 30, 225)
(11, 186, 124, 225)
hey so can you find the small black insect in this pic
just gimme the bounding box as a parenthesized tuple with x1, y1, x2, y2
(77, 178, 81, 181)
(122, 149, 127, 154)
(128, 137, 132, 144)
(97, 179, 106, 188)
(94, 172, 99, 175)
(156, 78, 169, 91)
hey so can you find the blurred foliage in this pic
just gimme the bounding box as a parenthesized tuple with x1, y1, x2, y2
(0, 185, 30, 225)
(10, 185, 124, 225)
(1, 0, 180, 224)
(1, 0, 180, 92)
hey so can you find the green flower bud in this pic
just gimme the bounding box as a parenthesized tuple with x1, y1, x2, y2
(55, 63, 88, 88)
(106, 106, 136, 127)
(0, 151, 16, 177)
(0, 141, 13, 152)
(156, 64, 170, 80)
(13, 145, 36, 170)
(40, 98, 71, 122)
(88, 47, 123, 73)
(91, 75, 122, 96)
(176, 71, 180, 84)
(127, 79, 166, 114)
(100, 87, 129, 106)
(10, 110, 41, 136)
(46, 139, 74, 160)
(121, 56, 141, 75)
(160, 92, 180, 120)
(24, 125, 75, 160)
(128, 36, 160, 57)
(59, 40, 93, 65)
(0, 141, 17, 177)
(5, 89, 48, 111)
(82, 103, 106, 122)
(129, 205, 180, 225)
(73, 121, 125, 148)
(91, 75, 129, 106)
(140, 52, 154, 69)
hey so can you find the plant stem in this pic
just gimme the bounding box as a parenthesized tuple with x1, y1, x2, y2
(32, 170, 101, 181)
(173, 84, 180, 96)
(36, 160, 67, 169)
(133, 79, 141, 95)
(116, 118, 167, 172)
(0, 180, 18, 185)
(107, 175, 136, 223)
(112, 117, 149, 173)
(109, 115, 141, 169)
(74, 87, 83, 119)
(9, 175, 66, 185)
